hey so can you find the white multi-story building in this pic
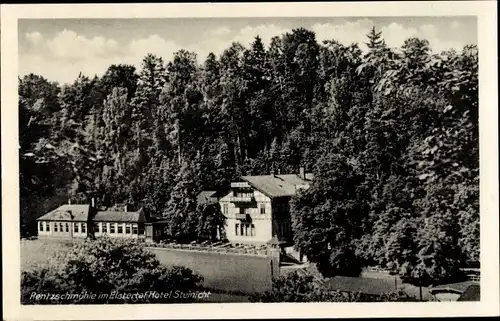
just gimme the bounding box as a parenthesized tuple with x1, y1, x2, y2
(219, 168, 313, 245)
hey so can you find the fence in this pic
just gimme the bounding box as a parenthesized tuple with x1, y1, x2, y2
(145, 241, 271, 257)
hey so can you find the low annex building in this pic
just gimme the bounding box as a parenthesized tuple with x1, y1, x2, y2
(36, 199, 147, 240)
(92, 207, 147, 240)
(429, 281, 480, 302)
(37, 204, 92, 239)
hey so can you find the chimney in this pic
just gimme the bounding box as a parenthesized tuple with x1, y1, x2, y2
(91, 197, 95, 208)
(299, 166, 305, 180)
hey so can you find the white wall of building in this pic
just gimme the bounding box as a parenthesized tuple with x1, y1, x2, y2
(220, 189, 274, 243)
(37, 221, 87, 238)
(93, 222, 142, 238)
(38, 221, 144, 239)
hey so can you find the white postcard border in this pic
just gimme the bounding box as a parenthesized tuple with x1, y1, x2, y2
(2, 2, 498, 320)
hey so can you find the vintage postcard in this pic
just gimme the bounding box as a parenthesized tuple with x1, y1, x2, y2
(1, 1, 498, 320)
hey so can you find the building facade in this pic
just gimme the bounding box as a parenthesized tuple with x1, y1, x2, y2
(429, 281, 480, 301)
(37, 204, 91, 239)
(36, 201, 147, 241)
(219, 169, 313, 245)
(92, 208, 146, 240)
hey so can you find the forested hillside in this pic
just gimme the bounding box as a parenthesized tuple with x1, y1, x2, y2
(20, 27, 478, 284)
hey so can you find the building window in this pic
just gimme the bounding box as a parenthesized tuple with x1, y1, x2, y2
(126, 224, 131, 234)
(239, 207, 245, 214)
(236, 223, 255, 237)
(235, 192, 253, 198)
(118, 224, 123, 234)
(132, 224, 138, 234)
(39, 222, 43, 232)
(102, 223, 107, 234)
(110, 224, 116, 234)
(65, 223, 69, 232)
(138, 225, 145, 235)
(45, 222, 50, 232)
(235, 224, 239, 236)
(260, 204, 266, 214)
(59, 223, 64, 232)
(74, 223, 79, 233)
(223, 204, 228, 214)
(54, 223, 58, 232)
(82, 223, 86, 234)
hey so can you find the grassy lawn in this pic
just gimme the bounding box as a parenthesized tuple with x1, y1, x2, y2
(20, 238, 74, 271)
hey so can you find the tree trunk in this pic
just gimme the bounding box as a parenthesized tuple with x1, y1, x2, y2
(176, 120, 182, 165)
(177, 142, 181, 165)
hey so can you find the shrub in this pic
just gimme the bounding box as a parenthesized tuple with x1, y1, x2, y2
(21, 237, 203, 304)
(249, 271, 417, 302)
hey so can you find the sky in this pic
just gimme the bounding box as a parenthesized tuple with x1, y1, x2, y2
(18, 17, 477, 85)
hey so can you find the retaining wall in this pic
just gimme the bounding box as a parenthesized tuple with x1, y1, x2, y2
(146, 247, 278, 294)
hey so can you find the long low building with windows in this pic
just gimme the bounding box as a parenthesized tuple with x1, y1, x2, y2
(92, 208, 146, 240)
(36, 201, 147, 240)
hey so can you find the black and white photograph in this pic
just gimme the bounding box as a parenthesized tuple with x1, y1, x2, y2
(1, 1, 499, 319)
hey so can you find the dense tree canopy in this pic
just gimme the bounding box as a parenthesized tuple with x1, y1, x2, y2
(20, 27, 478, 284)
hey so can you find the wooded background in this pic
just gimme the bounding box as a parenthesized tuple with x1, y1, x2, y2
(20, 27, 479, 285)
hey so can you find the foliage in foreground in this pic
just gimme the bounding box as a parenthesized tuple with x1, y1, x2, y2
(249, 271, 417, 302)
(21, 238, 203, 304)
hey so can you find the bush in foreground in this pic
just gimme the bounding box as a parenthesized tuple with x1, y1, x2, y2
(249, 271, 417, 302)
(21, 237, 203, 304)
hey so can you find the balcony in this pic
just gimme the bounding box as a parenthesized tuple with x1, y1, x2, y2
(227, 196, 254, 203)
(234, 214, 251, 221)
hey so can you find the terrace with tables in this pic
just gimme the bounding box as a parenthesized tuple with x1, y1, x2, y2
(146, 240, 273, 256)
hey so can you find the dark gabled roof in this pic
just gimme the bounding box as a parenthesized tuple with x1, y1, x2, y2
(325, 276, 397, 296)
(92, 208, 146, 223)
(240, 174, 312, 198)
(36, 204, 91, 222)
(457, 284, 480, 301)
(429, 281, 479, 295)
(197, 190, 218, 204)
